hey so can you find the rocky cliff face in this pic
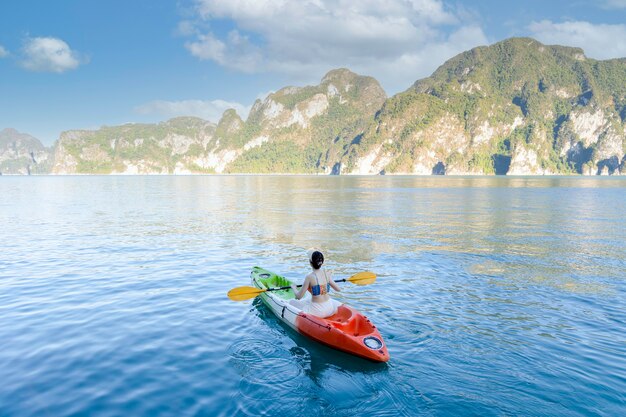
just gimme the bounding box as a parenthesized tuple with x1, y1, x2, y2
(4, 38, 626, 175)
(0, 128, 51, 175)
(225, 68, 387, 173)
(343, 38, 625, 175)
(51, 117, 217, 174)
(47, 69, 386, 174)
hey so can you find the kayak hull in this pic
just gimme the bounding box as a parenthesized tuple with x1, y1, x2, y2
(251, 266, 389, 362)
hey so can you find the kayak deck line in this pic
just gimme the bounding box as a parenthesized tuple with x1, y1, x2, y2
(251, 266, 390, 362)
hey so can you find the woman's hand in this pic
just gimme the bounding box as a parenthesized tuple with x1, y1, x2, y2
(292, 276, 309, 300)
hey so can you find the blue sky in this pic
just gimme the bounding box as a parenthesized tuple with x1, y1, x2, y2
(1, 0, 626, 145)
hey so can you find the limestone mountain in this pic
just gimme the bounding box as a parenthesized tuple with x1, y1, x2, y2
(224, 68, 387, 173)
(49, 68, 386, 174)
(52, 117, 217, 174)
(0, 128, 51, 175)
(344, 37, 625, 175)
(4, 38, 626, 175)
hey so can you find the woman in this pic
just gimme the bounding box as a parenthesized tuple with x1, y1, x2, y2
(290, 250, 341, 318)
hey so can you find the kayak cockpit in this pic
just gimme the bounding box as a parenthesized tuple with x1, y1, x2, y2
(327, 305, 378, 337)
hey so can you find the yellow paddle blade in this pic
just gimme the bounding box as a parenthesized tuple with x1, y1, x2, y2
(347, 271, 377, 285)
(227, 286, 267, 301)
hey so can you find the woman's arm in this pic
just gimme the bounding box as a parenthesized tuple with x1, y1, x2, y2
(329, 272, 341, 292)
(291, 276, 310, 300)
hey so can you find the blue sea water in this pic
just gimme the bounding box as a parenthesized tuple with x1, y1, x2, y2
(0, 175, 625, 416)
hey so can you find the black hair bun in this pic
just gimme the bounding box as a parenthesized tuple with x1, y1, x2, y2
(311, 251, 324, 269)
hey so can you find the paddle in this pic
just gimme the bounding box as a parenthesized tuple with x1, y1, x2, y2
(227, 271, 377, 301)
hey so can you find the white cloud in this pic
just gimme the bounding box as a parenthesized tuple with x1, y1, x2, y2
(529, 20, 626, 60)
(135, 99, 250, 123)
(183, 0, 487, 93)
(602, 0, 626, 9)
(185, 31, 263, 72)
(186, 33, 226, 62)
(176, 20, 198, 37)
(0, 45, 8, 58)
(21, 37, 84, 73)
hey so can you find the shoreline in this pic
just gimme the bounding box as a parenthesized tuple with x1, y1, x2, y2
(1, 172, 624, 178)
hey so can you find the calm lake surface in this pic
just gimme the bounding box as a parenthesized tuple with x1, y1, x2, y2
(1, 175, 625, 416)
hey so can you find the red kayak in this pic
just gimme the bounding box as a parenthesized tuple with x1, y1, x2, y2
(251, 266, 389, 362)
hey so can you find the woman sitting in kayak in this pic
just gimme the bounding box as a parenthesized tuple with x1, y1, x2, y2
(290, 250, 341, 318)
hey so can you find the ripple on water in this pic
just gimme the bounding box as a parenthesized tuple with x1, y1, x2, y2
(371, 378, 436, 417)
(228, 339, 302, 383)
(316, 367, 388, 416)
(379, 313, 434, 357)
(228, 338, 305, 415)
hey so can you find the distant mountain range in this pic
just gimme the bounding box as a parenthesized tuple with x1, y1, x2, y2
(0, 128, 52, 175)
(2, 37, 625, 176)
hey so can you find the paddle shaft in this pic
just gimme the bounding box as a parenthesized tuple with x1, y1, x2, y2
(227, 272, 375, 301)
(268, 278, 348, 292)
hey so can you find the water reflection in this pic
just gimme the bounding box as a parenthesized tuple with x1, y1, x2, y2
(2, 175, 625, 416)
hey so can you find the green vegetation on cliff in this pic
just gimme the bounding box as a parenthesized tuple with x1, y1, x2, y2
(4, 38, 625, 175)
(53, 117, 216, 174)
(226, 68, 387, 174)
(344, 37, 625, 175)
